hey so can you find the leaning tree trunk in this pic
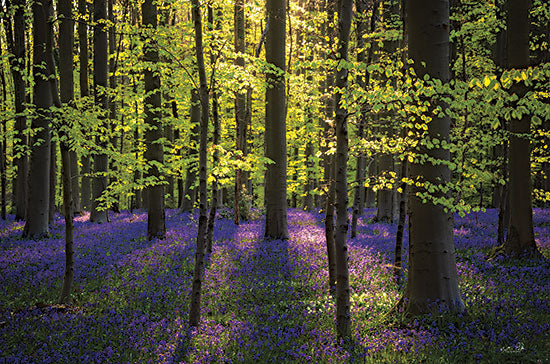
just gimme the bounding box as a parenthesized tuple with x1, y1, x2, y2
(90, 0, 109, 224)
(404, 0, 464, 315)
(499, 0, 541, 257)
(333, 0, 353, 340)
(188, 0, 210, 328)
(23, 0, 53, 239)
(142, 0, 166, 240)
(264, 0, 289, 240)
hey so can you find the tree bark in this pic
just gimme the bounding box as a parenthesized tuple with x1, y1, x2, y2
(501, 0, 540, 257)
(234, 0, 246, 225)
(90, 0, 109, 224)
(79, 0, 91, 212)
(333, 0, 353, 340)
(404, 0, 464, 315)
(188, 0, 210, 328)
(264, 0, 289, 240)
(2, 0, 28, 221)
(142, 0, 165, 240)
(180, 89, 200, 212)
(23, 0, 53, 239)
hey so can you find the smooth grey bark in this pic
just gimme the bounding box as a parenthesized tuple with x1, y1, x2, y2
(49, 0, 75, 303)
(49, 140, 57, 225)
(264, 0, 289, 240)
(333, 0, 353, 340)
(142, 0, 165, 240)
(90, 0, 109, 223)
(180, 89, 200, 212)
(79, 0, 91, 212)
(188, 0, 210, 328)
(499, 0, 540, 257)
(404, 0, 464, 315)
(23, 0, 53, 238)
(234, 0, 247, 225)
(2, 0, 28, 221)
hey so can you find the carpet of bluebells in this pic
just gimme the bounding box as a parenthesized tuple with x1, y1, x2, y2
(0, 208, 549, 363)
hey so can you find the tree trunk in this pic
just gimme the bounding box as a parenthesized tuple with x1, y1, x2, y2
(57, 0, 75, 303)
(23, 0, 53, 239)
(234, 0, 246, 225)
(78, 0, 90, 212)
(180, 89, 200, 212)
(142, 0, 165, 240)
(0, 55, 6, 220)
(404, 0, 464, 315)
(90, 0, 109, 224)
(325, 154, 337, 294)
(108, 0, 120, 214)
(188, 0, 210, 328)
(2, 0, 28, 221)
(264, 0, 289, 240)
(333, 0, 353, 340)
(500, 0, 540, 257)
(49, 140, 57, 225)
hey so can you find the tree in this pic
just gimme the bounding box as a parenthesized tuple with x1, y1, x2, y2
(23, 0, 53, 238)
(188, 0, 210, 327)
(179, 89, 200, 212)
(79, 0, 91, 212)
(234, 0, 246, 225)
(264, 0, 289, 240)
(404, 0, 464, 315)
(2, 0, 28, 221)
(497, 0, 541, 257)
(142, 0, 165, 240)
(90, 0, 109, 223)
(333, 0, 353, 340)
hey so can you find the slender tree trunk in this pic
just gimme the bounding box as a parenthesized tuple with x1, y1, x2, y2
(3, 0, 28, 221)
(404, 0, 464, 315)
(188, 0, 210, 327)
(500, 0, 540, 257)
(49, 130, 57, 225)
(23, 0, 53, 238)
(325, 153, 337, 294)
(90, 0, 109, 223)
(0, 56, 6, 220)
(264, 0, 289, 240)
(108, 0, 120, 214)
(234, 0, 246, 225)
(79, 0, 91, 212)
(142, 0, 165, 240)
(57, 0, 75, 303)
(333, 0, 353, 340)
(180, 89, 200, 212)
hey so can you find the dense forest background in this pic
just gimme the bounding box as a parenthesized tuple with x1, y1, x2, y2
(0, 0, 549, 362)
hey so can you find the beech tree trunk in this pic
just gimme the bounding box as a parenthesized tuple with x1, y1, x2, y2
(264, 0, 289, 240)
(404, 0, 464, 315)
(0, 57, 6, 220)
(142, 0, 165, 240)
(188, 0, 210, 327)
(234, 0, 246, 225)
(90, 0, 109, 224)
(23, 0, 53, 238)
(333, 0, 353, 340)
(501, 0, 540, 257)
(180, 89, 200, 212)
(79, 0, 91, 212)
(55, 0, 75, 303)
(2, 0, 28, 221)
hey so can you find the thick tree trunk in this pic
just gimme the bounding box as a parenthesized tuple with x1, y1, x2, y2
(3, 0, 28, 221)
(404, 0, 464, 315)
(180, 89, 200, 212)
(23, 0, 53, 239)
(333, 0, 353, 340)
(188, 0, 210, 328)
(264, 0, 289, 240)
(500, 0, 540, 257)
(142, 0, 165, 240)
(90, 0, 109, 224)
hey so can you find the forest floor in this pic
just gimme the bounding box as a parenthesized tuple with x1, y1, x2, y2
(0, 208, 549, 363)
